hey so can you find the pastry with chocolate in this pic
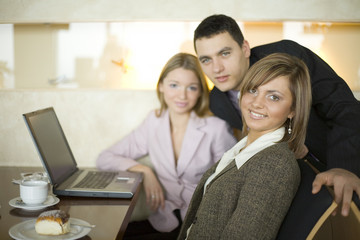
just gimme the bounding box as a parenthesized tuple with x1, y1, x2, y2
(35, 210, 70, 235)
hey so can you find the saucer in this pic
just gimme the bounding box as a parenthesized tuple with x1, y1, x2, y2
(9, 195, 60, 211)
(9, 218, 91, 240)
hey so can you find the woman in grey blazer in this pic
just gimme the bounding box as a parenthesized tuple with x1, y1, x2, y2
(178, 53, 312, 240)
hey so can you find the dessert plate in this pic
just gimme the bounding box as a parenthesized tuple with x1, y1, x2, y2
(9, 218, 92, 240)
(9, 195, 60, 211)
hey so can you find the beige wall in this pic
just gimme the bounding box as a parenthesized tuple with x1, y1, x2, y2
(1, 0, 360, 167)
(0, 90, 158, 167)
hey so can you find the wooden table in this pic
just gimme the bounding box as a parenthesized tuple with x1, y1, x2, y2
(0, 167, 141, 240)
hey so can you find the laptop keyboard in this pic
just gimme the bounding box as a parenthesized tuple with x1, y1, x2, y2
(74, 171, 117, 189)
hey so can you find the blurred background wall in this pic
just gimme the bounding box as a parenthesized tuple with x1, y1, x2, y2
(1, 0, 359, 167)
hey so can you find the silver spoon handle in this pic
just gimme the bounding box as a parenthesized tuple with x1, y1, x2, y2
(71, 223, 96, 228)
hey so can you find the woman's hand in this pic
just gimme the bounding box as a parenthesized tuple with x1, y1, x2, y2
(128, 164, 165, 211)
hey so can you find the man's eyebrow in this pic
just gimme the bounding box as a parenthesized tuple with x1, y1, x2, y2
(218, 47, 232, 54)
(198, 47, 232, 61)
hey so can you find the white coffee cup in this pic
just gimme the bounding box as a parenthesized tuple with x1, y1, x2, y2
(20, 180, 48, 205)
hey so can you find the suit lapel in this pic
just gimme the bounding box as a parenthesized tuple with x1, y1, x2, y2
(154, 111, 177, 173)
(210, 87, 243, 129)
(176, 112, 205, 176)
(204, 160, 237, 192)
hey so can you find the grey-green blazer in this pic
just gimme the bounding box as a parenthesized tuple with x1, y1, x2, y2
(178, 142, 300, 240)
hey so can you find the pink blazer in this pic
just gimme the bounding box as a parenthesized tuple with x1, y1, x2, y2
(96, 110, 237, 232)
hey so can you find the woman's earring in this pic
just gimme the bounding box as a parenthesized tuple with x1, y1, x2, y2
(288, 118, 292, 135)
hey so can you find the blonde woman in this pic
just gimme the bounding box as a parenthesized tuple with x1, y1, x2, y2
(97, 53, 236, 239)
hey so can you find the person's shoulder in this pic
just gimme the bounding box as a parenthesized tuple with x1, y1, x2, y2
(204, 115, 230, 126)
(267, 142, 294, 156)
(197, 115, 236, 142)
(194, 114, 232, 132)
(250, 143, 299, 179)
(260, 143, 296, 165)
(209, 86, 226, 98)
(143, 109, 165, 123)
(253, 39, 300, 49)
(251, 40, 304, 57)
(144, 109, 157, 119)
(250, 40, 307, 65)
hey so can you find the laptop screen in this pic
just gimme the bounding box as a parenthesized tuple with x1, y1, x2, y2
(23, 107, 78, 186)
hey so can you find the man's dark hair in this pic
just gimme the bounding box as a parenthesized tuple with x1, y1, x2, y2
(194, 14, 245, 52)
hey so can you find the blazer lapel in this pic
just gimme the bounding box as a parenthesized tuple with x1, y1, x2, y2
(204, 160, 237, 192)
(177, 112, 205, 176)
(154, 111, 177, 172)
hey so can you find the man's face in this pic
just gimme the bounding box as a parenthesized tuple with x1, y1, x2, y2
(195, 32, 250, 92)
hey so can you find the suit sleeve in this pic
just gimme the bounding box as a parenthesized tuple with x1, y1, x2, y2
(220, 152, 300, 240)
(292, 40, 360, 175)
(96, 112, 151, 171)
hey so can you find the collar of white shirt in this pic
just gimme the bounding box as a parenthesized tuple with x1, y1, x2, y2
(217, 127, 285, 173)
(203, 127, 285, 194)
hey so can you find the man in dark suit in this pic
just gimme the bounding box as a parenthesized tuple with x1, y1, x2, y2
(193, 14, 360, 217)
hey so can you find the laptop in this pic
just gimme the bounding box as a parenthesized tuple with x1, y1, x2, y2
(23, 107, 143, 199)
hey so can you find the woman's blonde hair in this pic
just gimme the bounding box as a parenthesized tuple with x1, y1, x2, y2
(156, 53, 210, 117)
(240, 53, 312, 156)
